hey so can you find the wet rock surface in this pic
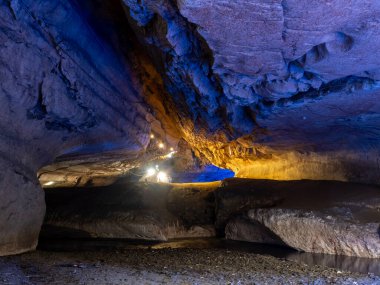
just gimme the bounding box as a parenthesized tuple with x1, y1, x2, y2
(0, 247, 379, 285)
(215, 179, 380, 228)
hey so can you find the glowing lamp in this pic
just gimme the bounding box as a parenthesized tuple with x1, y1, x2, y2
(146, 168, 156, 177)
(165, 151, 176, 159)
(44, 181, 55, 186)
(157, 171, 170, 183)
(158, 143, 165, 149)
(150, 134, 155, 139)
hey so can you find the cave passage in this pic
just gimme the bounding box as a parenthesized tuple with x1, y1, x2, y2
(1, 0, 380, 283)
(33, 178, 380, 284)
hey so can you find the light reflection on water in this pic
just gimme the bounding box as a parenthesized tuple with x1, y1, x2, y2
(38, 238, 380, 276)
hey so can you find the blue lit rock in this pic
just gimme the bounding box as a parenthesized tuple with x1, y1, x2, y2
(0, 0, 152, 255)
(2, 0, 380, 257)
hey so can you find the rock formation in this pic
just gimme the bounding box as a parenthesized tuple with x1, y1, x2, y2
(42, 182, 218, 240)
(219, 179, 380, 258)
(247, 208, 380, 258)
(43, 179, 380, 258)
(0, 0, 155, 255)
(1, 0, 380, 256)
(120, 0, 380, 184)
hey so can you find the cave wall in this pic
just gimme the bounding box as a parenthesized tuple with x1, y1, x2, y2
(121, 0, 380, 184)
(0, 0, 154, 255)
(2, 0, 380, 255)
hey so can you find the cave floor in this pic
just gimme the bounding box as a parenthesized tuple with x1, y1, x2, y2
(0, 243, 379, 285)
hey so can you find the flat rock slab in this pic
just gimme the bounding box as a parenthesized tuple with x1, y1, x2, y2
(247, 208, 380, 258)
(218, 179, 380, 258)
(216, 178, 380, 229)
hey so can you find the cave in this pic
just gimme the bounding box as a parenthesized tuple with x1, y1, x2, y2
(0, 0, 379, 283)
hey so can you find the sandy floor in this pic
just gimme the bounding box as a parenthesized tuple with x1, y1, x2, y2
(0, 247, 379, 285)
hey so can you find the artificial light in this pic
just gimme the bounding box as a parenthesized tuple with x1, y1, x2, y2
(157, 171, 170, 183)
(146, 168, 156, 177)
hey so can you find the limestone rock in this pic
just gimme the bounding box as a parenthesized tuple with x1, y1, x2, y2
(122, 0, 380, 184)
(0, 0, 154, 255)
(218, 179, 380, 258)
(225, 216, 285, 246)
(3, 0, 380, 257)
(0, 160, 45, 256)
(214, 178, 380, 232)
(42, 182, 218, 240)
(247, 208, 380, 258)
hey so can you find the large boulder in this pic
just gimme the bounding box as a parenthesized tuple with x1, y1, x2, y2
(218, 179, 380, 258)
(225, 216, 285, 246)
(215, 179, 380, 231)
(248, 208, 380, 258)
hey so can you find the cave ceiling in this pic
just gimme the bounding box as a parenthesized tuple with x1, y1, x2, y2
(2, 0, 380, 185)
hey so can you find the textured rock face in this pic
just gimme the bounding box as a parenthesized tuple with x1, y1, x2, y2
(0, 162, 45, 255)
(2, 0, 380, 256)
(218, 179, 380, 258)
(42, 182, 218, 240)
(248, 208, 380, 258)
(42, 178, 379, 258)
(0, 0, 156, 255)
(225, 216, 285, 246)
(121, 0, 380, 184)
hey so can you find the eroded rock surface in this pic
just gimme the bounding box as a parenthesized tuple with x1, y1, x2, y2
(0, 161, 45, 255)
(42, 178, 380, 258)
(2, 0, 380, 256)
(218, 179, 380, 258)
(225, 216, 285, 246)
(42, 182, 218, 240)
(121, 0, 380, 184)
(0, 0, 156, 255)
(248, 208, 380, 258)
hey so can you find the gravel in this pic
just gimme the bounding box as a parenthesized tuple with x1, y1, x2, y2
(0, 247, 379, 284)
